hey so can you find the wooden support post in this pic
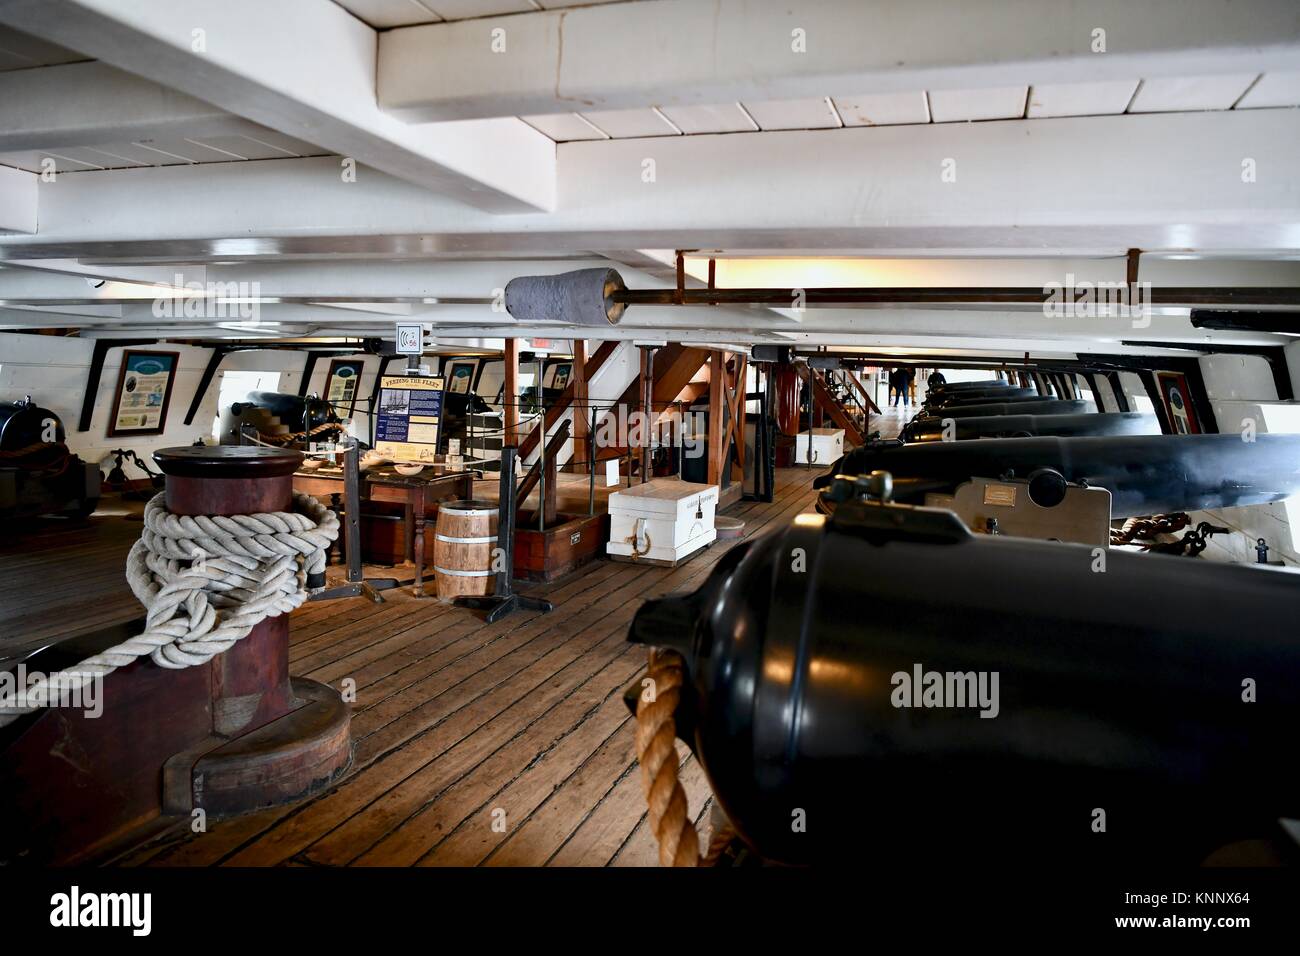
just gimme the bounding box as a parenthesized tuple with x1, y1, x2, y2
(732, 353, 747, 482)
(639, 345, 654, 483)
(543, 452, 558, 526)
(571, 340, 589, 473)
(708, 350, 725, 487)
(503, 338, 520, 447)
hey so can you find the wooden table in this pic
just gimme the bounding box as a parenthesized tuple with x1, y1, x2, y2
(293, 465, 478, 596)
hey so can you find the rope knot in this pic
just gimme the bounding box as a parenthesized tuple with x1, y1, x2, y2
(0, 492, 339, 724)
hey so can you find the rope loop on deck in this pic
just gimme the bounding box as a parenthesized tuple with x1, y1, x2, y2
(0, 492, 338, 728)
(635, 648, 735, 866)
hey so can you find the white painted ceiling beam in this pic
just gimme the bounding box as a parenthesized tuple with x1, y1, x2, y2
(0, 62, 256, 151)
(3, 297, 1282, 351)
(0, 166, 37, 235)
(0, 259, 205, 287)
(4, 109, 1295, 255)
(377, 0, 1300, 121)
(0, 0, 556, 212)
(0, 264, 177, 301)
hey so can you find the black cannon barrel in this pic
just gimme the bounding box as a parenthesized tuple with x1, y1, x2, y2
(0, 398, 65, 450)
(925, 398, 1089, 418)
(927, 388, 1045, 407)
(629, 497, 1300, 864)
(902, 411, 1159, 443)
(815, 434, 1300, 517)
(927, 379, 1008, 393)
(244, 390, 338, 434)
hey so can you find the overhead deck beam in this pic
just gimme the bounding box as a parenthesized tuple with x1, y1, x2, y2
(377, 0, 1300, 121)
(0, 62, 256, 151)
(3, 109, 1296, 255)
(0, 166, 37, 235)
(0, 0, 556, 212)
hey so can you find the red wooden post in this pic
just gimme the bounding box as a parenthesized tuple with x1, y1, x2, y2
(155, 446, 298, 734)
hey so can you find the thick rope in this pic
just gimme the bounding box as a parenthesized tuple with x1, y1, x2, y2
(1110, 512, 1190, 547)
(256, 422, 340, 446)
(635, 648, 707, 866)
(0, 492, 338, 728)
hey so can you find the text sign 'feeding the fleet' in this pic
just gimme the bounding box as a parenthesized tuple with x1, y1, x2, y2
(375, 376, 444, 463)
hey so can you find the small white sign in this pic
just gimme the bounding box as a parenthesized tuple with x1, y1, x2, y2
(395, 323, 424, 355)
(605, 458, 620, 487)
(447, 438, 461, 455)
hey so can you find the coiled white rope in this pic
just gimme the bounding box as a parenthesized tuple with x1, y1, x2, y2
(0, 492, 339, 728)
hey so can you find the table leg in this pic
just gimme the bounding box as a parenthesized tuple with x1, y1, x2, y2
(330, 492, 343, 565)
(412, 485, 428, 597)
(403, 501, 415, 563)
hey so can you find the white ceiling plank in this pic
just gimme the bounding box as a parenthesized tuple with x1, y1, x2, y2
(424, 1, 534, 18)
(331, 0, 442, 28)
(1026, 79, 1139, 117)
(1128, 73, 1260, 112)
(377, 0, 1300, 121)
(534, 1, 622, 8)
(1236, 70, 1300, 108)
(0, 165, 37, 234)
(521, 112, 607, 141)
(0, 22, 86, 71)
(186, 136, 307, 161)
(5, 109, 1298, 257)
(0, 0, 557, 213)
(743, 97, 840, 131)
(833, 91, 930, 126)
(0, 150, 54, 172)
(576, 108, 678, 138)
(928, 86, 1028, 123)
(657, 102, 758, 135)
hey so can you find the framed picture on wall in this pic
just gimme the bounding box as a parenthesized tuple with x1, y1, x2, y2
(323, 358, 365, 417)
(446, 359, 478, 395)
(108, 349, 180, 437)
(550, 362, 573, 391)
(1156, 371, 1201, 435)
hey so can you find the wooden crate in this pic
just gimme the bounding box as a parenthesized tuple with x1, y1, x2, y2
(793, 427, 845, 465)
(514, 511, 609, 582)
(606, 478, 718, 565)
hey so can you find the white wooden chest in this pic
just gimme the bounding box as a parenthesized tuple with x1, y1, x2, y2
(606, 478, 718, 564)
(793, 428, 845, 465)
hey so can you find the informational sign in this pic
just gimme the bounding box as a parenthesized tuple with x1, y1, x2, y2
(982, 483, 1018, 507)
(324, 358, 364, 416)
(549, 362, 573, 391)
(395, 323, 424, 355)
(375, 375, 445, 462)
(108, 350, 179, 437)
(446, 359, 477, 395)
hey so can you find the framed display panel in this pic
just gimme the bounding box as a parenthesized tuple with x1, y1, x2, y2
(324, 358, 365, 417)
(549, 362, 573, 391)
(445, 358, 479, 396)
(108, 349, 180, 437)
(1156, 371, 1202, 435)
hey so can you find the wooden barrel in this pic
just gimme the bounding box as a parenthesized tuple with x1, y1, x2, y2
(433, 500, 499, 601)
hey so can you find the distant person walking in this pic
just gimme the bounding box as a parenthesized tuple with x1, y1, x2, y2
(890, 366, 914, 407)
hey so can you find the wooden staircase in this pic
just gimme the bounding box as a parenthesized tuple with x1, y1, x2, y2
(794, 362, 868, 446)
